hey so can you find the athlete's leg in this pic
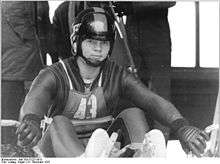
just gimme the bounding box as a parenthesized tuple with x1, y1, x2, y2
(39, 115, 85, 157)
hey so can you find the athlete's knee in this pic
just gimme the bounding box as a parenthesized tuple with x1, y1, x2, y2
(147, 129, 164, 138)
(118, 107, 145, 119)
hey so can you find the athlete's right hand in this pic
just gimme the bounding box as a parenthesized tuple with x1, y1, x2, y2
(16, 114, 42, 148)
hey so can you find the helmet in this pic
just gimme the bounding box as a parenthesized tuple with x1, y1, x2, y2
(70, 7, 116, 66)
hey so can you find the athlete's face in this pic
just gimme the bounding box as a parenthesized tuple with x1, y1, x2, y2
(81, 39, 110, 65)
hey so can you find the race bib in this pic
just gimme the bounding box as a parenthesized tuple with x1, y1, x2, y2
(74, 94, 97, 119)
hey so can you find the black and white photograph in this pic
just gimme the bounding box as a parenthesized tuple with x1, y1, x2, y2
(1, 0, 219, 161)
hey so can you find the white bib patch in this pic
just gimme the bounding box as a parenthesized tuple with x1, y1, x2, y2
(74, 94, 97, 119)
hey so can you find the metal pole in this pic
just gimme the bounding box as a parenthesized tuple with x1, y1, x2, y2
(109, 2, 137, 75)
(195, 1, 200, 68)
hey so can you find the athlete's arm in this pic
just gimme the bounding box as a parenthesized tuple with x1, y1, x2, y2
(121, 70, 183, 126)
(19, 68, 57, 121)
(17, 68, 57, 147)
(121, 70, 210, 157)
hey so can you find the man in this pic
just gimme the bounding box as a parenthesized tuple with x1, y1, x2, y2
(17, 7, 209, 157)
(1, 1, 44, 121)
(51, 2, 176, 136)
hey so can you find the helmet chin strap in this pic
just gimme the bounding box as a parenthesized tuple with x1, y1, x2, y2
(78, 52, 107, 67)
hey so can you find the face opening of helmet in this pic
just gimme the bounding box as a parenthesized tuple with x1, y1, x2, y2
(80, 38, 110, 67)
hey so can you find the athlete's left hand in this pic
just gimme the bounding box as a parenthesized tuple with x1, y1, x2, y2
(177, 126, 210, 157)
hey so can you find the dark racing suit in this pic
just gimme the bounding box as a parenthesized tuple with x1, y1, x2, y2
(21, 57, 184, 156)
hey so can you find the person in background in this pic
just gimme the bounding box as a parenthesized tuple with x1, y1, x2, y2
(1, 1, 44, 121)
(36, 1, 58, 65)
(16, 7, 209, 157)
(115, 1, 175, 86)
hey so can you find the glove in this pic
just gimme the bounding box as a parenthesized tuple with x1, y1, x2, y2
(16, 114, 42, 148)
(176, 126, 210, 157)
